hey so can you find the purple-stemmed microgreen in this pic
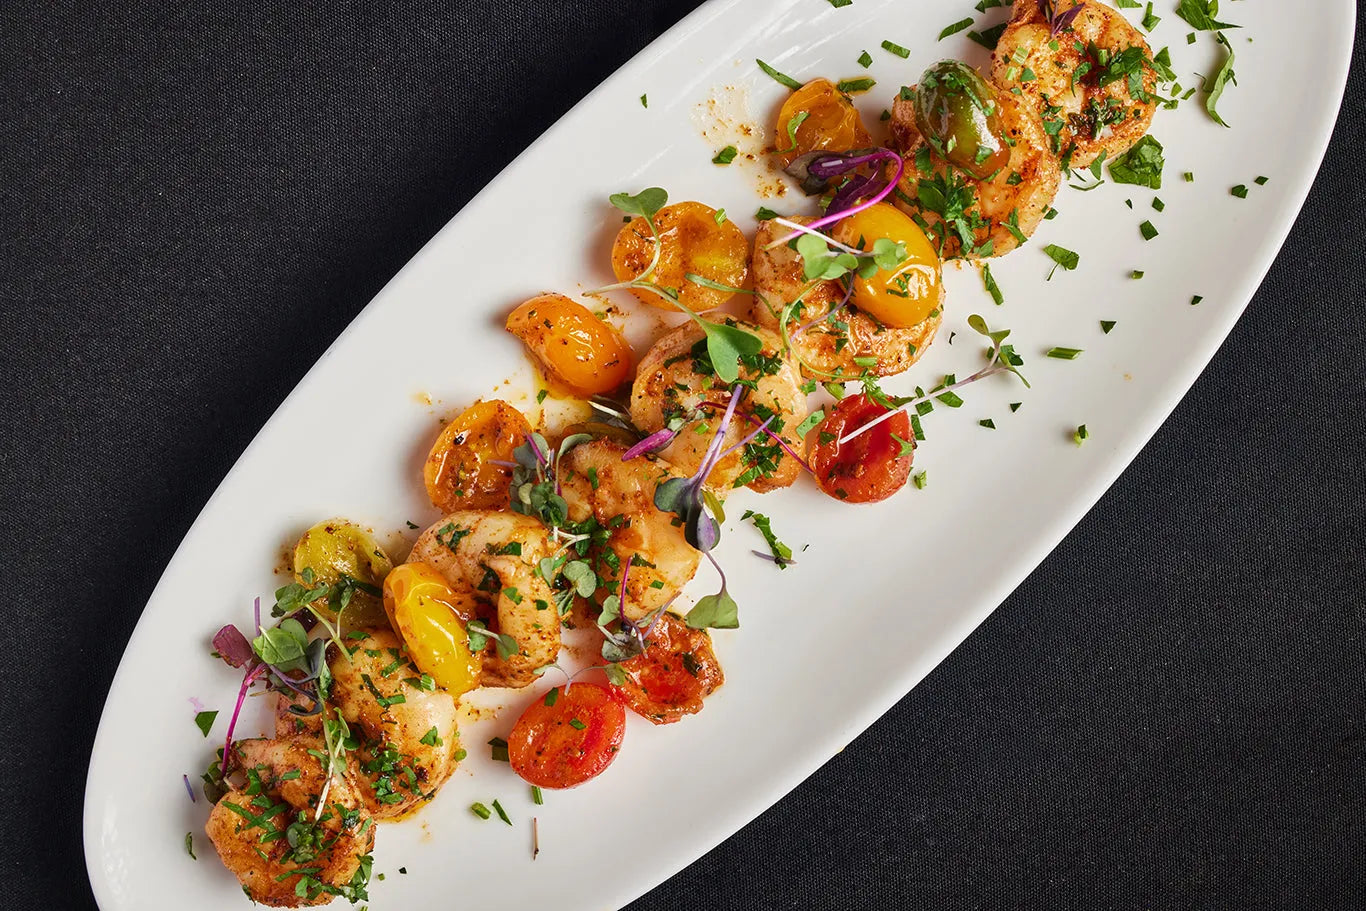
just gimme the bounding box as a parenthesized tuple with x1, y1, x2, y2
(767, 147, 906, 248)
(467, 620, 521, 661)
(835, 314, 1030, 446)
(509, 431, 591, 528)
(596, 556, 651, 662)
(1038, 0, 1085, 35)
(646, 388, 748, 630)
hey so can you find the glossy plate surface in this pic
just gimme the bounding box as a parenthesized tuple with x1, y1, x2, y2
(85, 1, 1354, 907)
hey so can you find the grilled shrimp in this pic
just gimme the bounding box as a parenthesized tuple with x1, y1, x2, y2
(630, 321, 807, 493)
(276, 629, 462, 820)
(992, 0, 1159, 168)
(890, 87, 1060, 259)
(749, 217, 941, 378)
(559, 439, 701, 622)
(408, 510, 558, 687)
(205, 737, 375, 907)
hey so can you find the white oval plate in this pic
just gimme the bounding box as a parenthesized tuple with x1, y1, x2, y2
(84, 1, 1353, 908)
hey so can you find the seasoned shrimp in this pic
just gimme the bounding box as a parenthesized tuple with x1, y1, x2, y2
(408, 511, 558, 688)
(277, 629, 462, 820)
(992, 0, 1159, 168)
(890, 86, 1060, 259)
(630, 321, 807, 493)
(559, 439, 701, 622)
(749, 217, 941, 379)
(205, 737, 375, 907)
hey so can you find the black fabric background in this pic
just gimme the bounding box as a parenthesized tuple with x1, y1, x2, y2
(3, 3, 1363, 909)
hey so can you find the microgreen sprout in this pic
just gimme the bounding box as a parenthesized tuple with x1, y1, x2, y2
(834, 314, 1030, 446)
(767, 148, 906, 249)
(509, 432, 592, 528)
(596, 555, 674, 662)
(1037, 0, 1084, 35)
(589, 188, 764, 384)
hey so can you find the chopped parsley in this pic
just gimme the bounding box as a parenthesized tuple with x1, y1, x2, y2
(194, 710, 218, 738)
(1101, 320, 1117, 334)
(1042, 244, 1080, 279)
(837, 77, 876, 94)
(858, 50, 873, 68)
(881, 39, 911, 58)
(742, 510, 793, 568)
(756, 59, 802, 90)
(938, 17, 974, 40)
(1139, 220, 1159, 240)
(712, 146, 738, 165)
(488, 737, 509, 763)
(1230, 184, 1248, 198)
(1108, 135, 1164, 188)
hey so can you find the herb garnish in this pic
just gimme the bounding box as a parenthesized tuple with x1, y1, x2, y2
(1203, 33, 1236, 127)
(742, 510, 793, 568)
(1109, 135, 1164, 188)
(756, 59, 803, 91)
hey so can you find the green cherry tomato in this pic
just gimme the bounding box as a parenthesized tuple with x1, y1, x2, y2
(913, 60, 1010, 180)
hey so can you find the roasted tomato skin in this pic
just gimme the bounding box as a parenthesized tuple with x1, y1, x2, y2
(614, 613, 724, 724)
(382, 562, 482, 696)
(774, 78, 872, 167)
(508, 683, 626, 789)
(422, 400, 530, 512)
(831, 203, 943, 329)
(506, 294, 633, 396)
(807, 393, 913, 503)
(610, 201, 748, 313)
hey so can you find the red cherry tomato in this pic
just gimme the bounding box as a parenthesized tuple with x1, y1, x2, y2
(807, 393, 913, 503)
(508, 683, 625, 789)
(614, 613, 724, 725)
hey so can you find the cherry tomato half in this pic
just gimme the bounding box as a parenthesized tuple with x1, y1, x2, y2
(423, 400, 531, 512)
(807, 393, 913, 503)
(508, 683, 626, 789)
(382, 563, 482, 696)
(774, 78, 873, 168)
(831, 203, 942, 329)
(506, 294, 633, 396)
(614, 613, 724, 725)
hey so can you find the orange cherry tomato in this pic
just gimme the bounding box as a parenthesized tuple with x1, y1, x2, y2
(774, 78, 873, 167)
(506, 294, 633, 396)
(808, 393, 913, 503)
(508, 683, 625, 789)
(831, 203, 943, 329)
(614, 614, 724, 725)
(423, 400, 530, 512)
(382, 563, 482, 696)
(610, 201, 749, 313)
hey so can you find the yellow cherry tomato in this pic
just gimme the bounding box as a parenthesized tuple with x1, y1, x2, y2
(774, 78, 872, 168)
(506, 294, 633, 396)
(610, 201, 749, 312)
(293, 519, 393, 628)
(831, 203, 943, 329)
(423, 400, 531, 513)
(382, 563, 483, 696)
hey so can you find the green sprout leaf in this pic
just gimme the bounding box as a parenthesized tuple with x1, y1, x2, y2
(686, 589, 739, 630)
(609, 187, 668, 220)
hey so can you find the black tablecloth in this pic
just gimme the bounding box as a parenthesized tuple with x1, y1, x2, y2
(4, 3, 1363, 908)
